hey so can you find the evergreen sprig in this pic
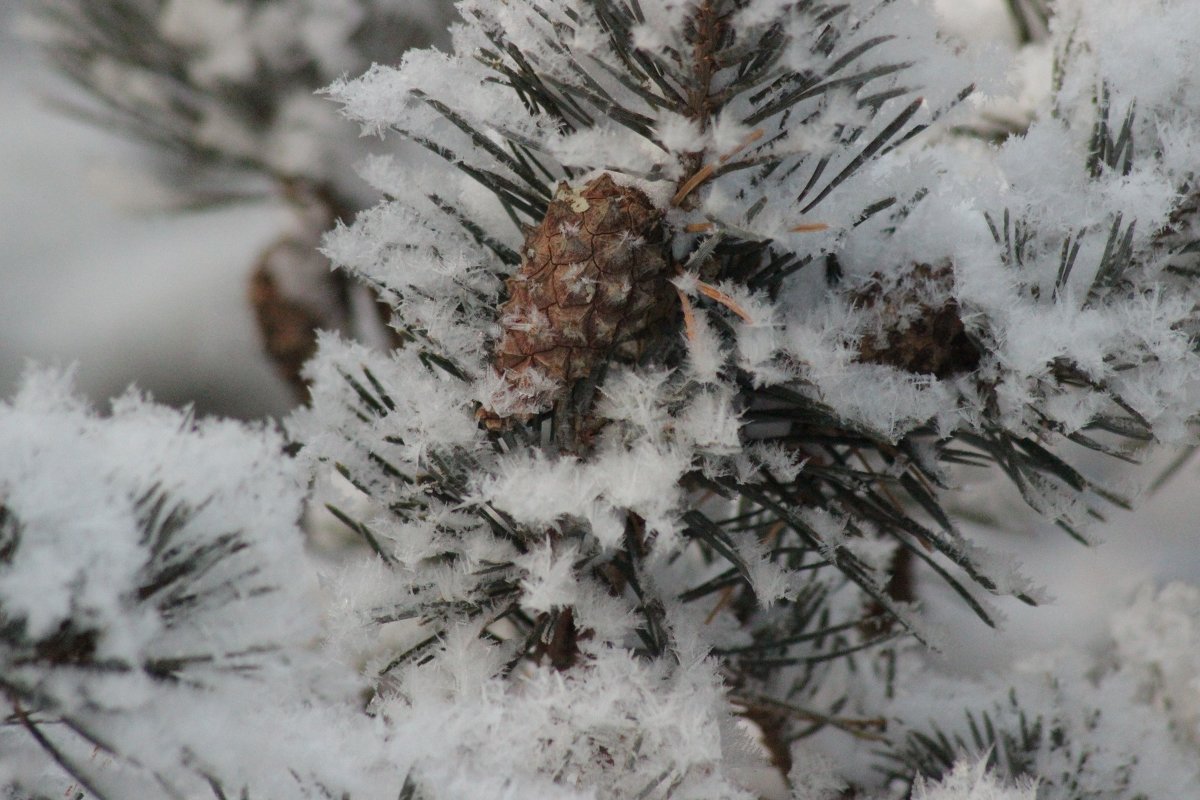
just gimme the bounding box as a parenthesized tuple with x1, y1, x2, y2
(309, 8, 1030, 764)
(878, 685, 1152, 800)
(334, 0, 998, 641)
(0, 488, 281, 798)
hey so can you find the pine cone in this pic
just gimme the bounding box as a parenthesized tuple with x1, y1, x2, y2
(480, 174, 674, 428)
(249, 235, 347, 398)
(851, 262, 981, 379)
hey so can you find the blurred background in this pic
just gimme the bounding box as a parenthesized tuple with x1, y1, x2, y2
(0, 0, 298, 418)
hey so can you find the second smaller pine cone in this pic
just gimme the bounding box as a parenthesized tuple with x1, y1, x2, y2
(850, 262, 981, 379)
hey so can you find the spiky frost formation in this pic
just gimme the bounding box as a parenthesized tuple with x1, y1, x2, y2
(911, 759, 1036, 800)
(0, 369, 380, 799)
(289, 0, 1200, 796)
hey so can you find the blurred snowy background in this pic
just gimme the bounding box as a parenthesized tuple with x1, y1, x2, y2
(0, 0, 296, 418)
(0, 0, 1198, 677)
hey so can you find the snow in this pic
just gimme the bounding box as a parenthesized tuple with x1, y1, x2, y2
(0, 368, 387, 798)
(313, 0, 1200, 791)
(378, 637, 765, 800)
(6, 0, 1200, 798)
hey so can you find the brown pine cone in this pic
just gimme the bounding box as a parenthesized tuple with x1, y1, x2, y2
(480, 174, 675, 428)
(249, 238, 340, 398)
(851, 262, 981, 379)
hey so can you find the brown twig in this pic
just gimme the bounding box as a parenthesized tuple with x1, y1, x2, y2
(8, 693, 111, 800)
(731, 694, 889, 743)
